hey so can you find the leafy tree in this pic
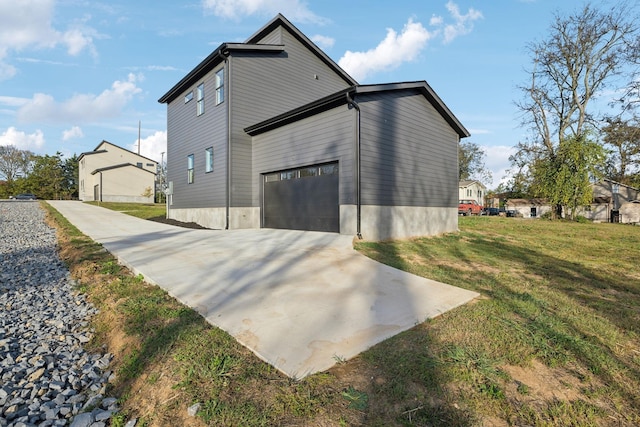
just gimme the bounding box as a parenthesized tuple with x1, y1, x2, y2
(0, 145, 34, 196)
(513, 2, 638, 217)
(459, 140, 492, 186)
(601, 117, 640, 185)
(23, 153, 65, 200)
(530, 135, 606, 219)
(62, 154, 79, 199)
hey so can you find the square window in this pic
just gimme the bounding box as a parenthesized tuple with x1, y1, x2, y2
(205, 147, 213, 173)
(184, 91, 193, 103)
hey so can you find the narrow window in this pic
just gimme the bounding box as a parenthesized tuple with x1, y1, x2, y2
(205, 147, 213, 173)
(215, 69, 224, 105)
(184, 91, 193, 103)
(196, 83, 204, 116)
(187, 154, 194, 184)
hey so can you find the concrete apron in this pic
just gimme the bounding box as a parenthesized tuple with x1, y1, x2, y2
(48, 201, 479, 378)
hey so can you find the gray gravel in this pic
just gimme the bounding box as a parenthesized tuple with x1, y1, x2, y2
(0, 201, 126, 427)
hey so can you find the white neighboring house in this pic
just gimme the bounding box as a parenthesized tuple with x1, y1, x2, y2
(78, 141, 157, 203)
(458, 180, 486, 207)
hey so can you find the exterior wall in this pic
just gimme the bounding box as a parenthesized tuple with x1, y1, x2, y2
(620, 202, 640, 223)
(576, 203, 611, 222)
(230, 27, 352, 208)
(97, 167, 155, 203)
(341, 205, 457, 241)
(506, 203, 553, 218)
(358, 90, 459, 209)
(458, 181, 486, 206)
(166, 64, 228, 210)
(593, 180, 639, 209)
(78, 143, 157, 202)
(252, 104, 355, 221)
(167, 207, 260, 229)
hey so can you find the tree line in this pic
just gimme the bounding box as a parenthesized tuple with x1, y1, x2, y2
(0, 146, 78, 200)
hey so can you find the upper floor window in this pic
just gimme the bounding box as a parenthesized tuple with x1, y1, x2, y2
(196, 83, 204, 116)
(136, 162, 143, 168)
(215, 69, 224, 105)
(205, 147, 213, 173)
(184, 91, 193, 104)
(187, 154, 194, 184)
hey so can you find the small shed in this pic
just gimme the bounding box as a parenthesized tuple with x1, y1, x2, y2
(505, 198, 552, 219)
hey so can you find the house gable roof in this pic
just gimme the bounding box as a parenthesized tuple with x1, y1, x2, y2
(158, 14, 357, 105)
(78, 140, 158, 164)
(459, 180, 486, 189)
(245, 81, 470, 139)
(90, 162, 156, 175)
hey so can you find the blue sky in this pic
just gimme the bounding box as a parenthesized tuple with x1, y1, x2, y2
(0, 0, 627, 188)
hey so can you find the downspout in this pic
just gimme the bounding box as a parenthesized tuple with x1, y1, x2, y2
(346, 91, 362, 239)
(221, 48, 231, 230)
(99, 172, 103, 202)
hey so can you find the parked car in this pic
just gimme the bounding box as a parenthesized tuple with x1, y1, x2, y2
(487, 207, 500, 216)
(13, 193, 37, 200)
(506, 209, 518, 217)
(458, 199, 483, 216)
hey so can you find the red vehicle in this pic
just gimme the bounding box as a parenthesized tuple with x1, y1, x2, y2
(458, 199, 483, 216)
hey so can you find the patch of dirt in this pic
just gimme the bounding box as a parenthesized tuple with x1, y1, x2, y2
(147, 215, 212, 229)
(502, 360, 583, 402)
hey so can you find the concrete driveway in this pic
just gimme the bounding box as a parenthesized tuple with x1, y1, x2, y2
(48, 201, 478, 378)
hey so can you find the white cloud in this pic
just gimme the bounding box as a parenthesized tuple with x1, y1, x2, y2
(16, 73, 142, 123)
(439, 1, 483, 44)
(202, 0, 328, 24)
(62, 126, 84, 141)
(0, 95, 29, 108)
(311, 34, 335, 50)
(129, 130, 167, 163)
(0, 126, 45, 151)
(0, 0, 98, 80)
(338, 18, 433, 82)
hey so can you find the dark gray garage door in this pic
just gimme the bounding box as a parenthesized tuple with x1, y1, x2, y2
(263, 163, 339, 232)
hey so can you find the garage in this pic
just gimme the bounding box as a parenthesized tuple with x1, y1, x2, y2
(263, 163, 339, 232)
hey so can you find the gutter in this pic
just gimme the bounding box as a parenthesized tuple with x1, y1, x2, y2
(346, 92, 362, 240)
(222, 49, 231, 230)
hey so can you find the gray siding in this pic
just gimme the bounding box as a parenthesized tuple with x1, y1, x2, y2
(358, 90, 459, 207)
(166, 64, 227, 209)
(230, 28, 352, 207)
(252, 105, 355, 206)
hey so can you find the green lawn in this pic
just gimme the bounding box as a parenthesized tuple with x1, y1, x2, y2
(86, 201, 166, 220)
(48, 202, 640, 426)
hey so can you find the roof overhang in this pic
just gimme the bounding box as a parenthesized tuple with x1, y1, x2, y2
(91, 163, 156, 175)
(245, 81, 470, 139)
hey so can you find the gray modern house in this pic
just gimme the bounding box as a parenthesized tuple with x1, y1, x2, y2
(159, 14, 469, 240)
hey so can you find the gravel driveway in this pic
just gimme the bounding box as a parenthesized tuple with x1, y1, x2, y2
(0, 201, 119, 427)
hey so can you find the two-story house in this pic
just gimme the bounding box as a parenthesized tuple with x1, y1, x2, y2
(78, 140, 157, 203)
(158, 14, 469, 240)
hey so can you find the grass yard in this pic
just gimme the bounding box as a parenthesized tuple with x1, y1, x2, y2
(46, 202, 640, 426)
(86, 201, 166, 220)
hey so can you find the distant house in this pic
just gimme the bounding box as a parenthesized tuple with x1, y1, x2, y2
(578, 179, 640, 223)
(504, 198, 552, 218)
(158, 14, 469, 240)
(78, 141, 157, 203)
(458, 180, 486, 206)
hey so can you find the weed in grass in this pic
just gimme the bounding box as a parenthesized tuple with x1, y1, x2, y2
(341, 386, 368, 410)
(100, 260, 121, 275)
